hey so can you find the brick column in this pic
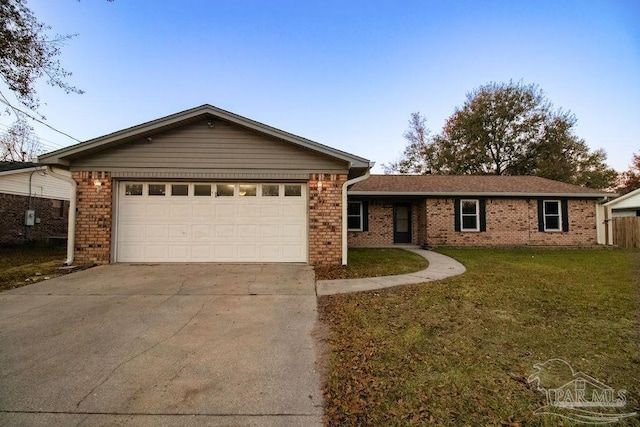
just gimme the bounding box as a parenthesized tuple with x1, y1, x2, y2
(308, 173, 347, 266)
(73, 171, 112, 265)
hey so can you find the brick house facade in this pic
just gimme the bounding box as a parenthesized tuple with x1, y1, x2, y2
(308, 173, 348, 266)
(39, 105, 371, 267)
(348, 197, 598, 247)
(0, 163, 71, 245)
(72, 170, 350, 267)
(73, 171, 113, 265)
(0, 193, 69, 245)
(347, 175, 608, 248)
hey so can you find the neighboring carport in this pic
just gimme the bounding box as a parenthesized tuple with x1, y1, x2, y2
(0, 264, 323, 426)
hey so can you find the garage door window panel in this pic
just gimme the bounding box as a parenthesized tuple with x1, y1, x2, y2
(194, 184, 212, 197)
(239, 184, 257, 197)
(149, 184, 166, 196)
(262, 184, 279, 197)
(125, 183, 143, 196)
(285, 185, 302, 196)
(216, 184, 234, 197)
(171, 184, 189, 196)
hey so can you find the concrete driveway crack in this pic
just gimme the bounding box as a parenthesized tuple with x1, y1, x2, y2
(74, 298, 211, 409)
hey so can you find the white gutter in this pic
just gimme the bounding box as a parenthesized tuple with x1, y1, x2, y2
(47, 167, 76, 266)
(348, 191, 612, 198)
(342, 164, 374, 265)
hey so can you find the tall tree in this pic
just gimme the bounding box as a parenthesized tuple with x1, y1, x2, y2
(384, 113, 435, 174)
(616, 152, 640, 194)
(0, 0, 83, 116)
(386, 81, 617, 189)
(0, 116, 43, 161)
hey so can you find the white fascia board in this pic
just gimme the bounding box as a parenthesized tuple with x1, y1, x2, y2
(0, 166, 45, 177)
(603, 187, 640, 207)
(348, 191, 611, 198)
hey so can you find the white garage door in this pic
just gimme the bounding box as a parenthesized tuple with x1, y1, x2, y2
(116, 182, 307, 263)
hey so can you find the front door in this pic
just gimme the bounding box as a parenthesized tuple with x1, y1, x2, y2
(393, 204, 412, 243)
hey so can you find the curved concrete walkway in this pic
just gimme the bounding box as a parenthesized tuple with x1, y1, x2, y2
(316, 248, 466, 296)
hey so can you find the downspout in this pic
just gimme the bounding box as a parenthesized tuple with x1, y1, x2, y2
(47, 166, 76, 266)
(341, 163, 374, 265)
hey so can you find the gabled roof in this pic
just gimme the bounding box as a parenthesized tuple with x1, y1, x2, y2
(603, 187, 640, 207)
(37, 104, 372, 169)
(349, 175, 612, 198)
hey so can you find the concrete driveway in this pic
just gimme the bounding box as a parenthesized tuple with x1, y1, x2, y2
(0, 264, 323, 426)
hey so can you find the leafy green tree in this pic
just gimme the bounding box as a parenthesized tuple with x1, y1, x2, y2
(0, 0, 83, 116)
(386, 81, 617, 189)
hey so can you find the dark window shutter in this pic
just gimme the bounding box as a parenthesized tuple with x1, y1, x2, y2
(454, 199, 461, 232)
(479, 199, 487, 232)
(537, 199, 544, 231)
(362, 201, 369, 232)
(561, 199, 569, 232)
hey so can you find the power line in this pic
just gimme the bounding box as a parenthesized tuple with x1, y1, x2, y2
(0, 97, 82, 143)
(0, 122, 69, 147)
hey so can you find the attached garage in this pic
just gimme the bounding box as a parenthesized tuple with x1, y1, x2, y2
(37, 104, 372, 267)
(116, 181, 307, 262)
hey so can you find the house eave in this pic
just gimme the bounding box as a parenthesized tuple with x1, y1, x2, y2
(0, 166, 46, 177)
(348, 191, 611, 198)
(603, 187, 640, 207)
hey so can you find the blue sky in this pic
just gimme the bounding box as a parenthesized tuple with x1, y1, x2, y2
(2, 0, 638, 173)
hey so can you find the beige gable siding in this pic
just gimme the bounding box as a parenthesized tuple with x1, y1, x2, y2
(71, 119, 348, 174)
(610, 193, 640, 210)
(0, 170, 71, 200)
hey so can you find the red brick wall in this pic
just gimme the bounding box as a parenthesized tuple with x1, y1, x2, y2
(347, 199, 423, 246)
(308, 173, 347, 266)
(70, 171, 348, 267)
(0, 193, 68, 245)
(348, 197, 598, 247)
(73, 171, 112, 265)
(424, 198, 597, 246)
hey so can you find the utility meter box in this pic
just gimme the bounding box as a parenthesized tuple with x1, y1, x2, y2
(25, 210, 35, 226)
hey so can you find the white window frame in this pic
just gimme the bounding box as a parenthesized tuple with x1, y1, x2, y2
(347, 201, 363, 231)
(543, 200, 562, 231)
(460, 199, 480, 232)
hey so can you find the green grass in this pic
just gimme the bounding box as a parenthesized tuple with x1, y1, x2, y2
(319, 248, 640, 426)
(315, 248, 428, 280)
(0, 245, 67, 292)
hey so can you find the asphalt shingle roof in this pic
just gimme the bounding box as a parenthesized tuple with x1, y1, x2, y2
(349, 175, 609, 197)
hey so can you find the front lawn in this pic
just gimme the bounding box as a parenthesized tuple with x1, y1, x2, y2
(0, 245, 66, 292)
(319, 248, 640, 426)
(315, 248, 428, 280)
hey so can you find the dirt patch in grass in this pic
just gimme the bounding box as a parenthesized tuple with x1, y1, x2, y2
(0, 245, 67, 292)
(320, 248, 640, 426)
(315, 248, 427, 280)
